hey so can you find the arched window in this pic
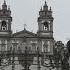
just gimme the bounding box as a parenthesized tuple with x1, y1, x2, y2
(43, 22, 48, 30)
(1, 21, 7, 30)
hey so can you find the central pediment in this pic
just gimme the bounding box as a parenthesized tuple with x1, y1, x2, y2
(12, 29, 37, 38)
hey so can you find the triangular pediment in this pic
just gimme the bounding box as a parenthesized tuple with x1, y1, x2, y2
(12, 29, 37, 37)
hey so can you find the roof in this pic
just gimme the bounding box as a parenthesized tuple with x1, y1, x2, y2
(12, 29, 37, 38)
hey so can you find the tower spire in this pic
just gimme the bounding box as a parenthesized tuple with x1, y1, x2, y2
(50, 6, 52, 11)
(40, 6, 42, 11)
(45, 0, 46, 4)
(44, 0, 47, 6)
(3, 0, 6, 5)
(4, 0, 6, 4)
(2, 0, 7, 10)
(43, 0, 48, 10)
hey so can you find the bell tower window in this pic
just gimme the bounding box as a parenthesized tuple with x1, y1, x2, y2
(1, 21, 7, 31)
(43, 22, 48, 30)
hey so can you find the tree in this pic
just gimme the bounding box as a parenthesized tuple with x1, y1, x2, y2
(67, 40, 70, 54)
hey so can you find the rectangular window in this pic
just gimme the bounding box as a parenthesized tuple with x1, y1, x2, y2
(1, 40, 6, 52)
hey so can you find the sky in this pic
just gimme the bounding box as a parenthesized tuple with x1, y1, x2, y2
(0, 0, 70, 44)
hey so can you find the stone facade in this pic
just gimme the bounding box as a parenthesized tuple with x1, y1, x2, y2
(0, 1, 56, 70)
(0, 1, 54, 55)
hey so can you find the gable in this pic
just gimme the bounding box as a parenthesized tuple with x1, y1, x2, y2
(12, 29, 37, 38)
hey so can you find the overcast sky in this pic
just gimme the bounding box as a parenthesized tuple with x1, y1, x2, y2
(0, 0, 70, 44)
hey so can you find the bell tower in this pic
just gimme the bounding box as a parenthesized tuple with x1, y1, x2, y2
(0, 0, 12, 36)
(37, 1, 54, 37)
(37, 1, 54, 54)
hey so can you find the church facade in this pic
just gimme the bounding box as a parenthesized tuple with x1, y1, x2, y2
(0, 0, 54, 55)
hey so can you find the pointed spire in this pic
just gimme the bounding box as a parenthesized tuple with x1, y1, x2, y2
(2, 0, 7, 10)
(3, 0, 6, 5)
(8, 5, 10, 10)
(44, 0, 47, 6)
(43, 0, 48, 10)
(45, 0, 46, 4)
(4, 0, 6, 4)
(50, 6, 51, 11)
(40, 6, 42, 11)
